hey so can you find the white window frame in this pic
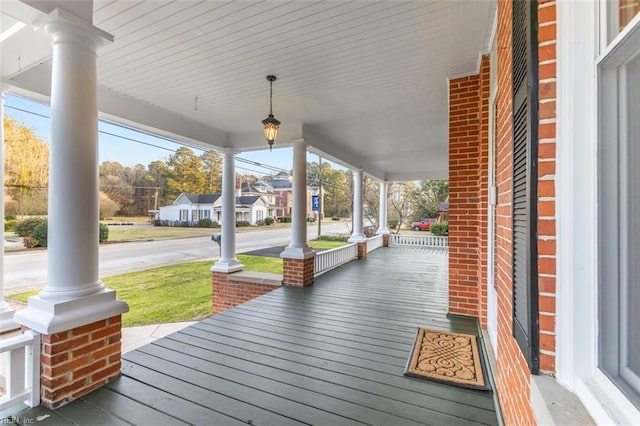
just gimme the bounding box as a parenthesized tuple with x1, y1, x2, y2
(556, 1, 640, 423)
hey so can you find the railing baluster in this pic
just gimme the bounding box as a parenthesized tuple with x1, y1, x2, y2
(389, 233, 448, 248)
(0, 330, 40, 411)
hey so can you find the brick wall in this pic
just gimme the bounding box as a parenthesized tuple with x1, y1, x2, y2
(40, 315, 122, 409)
(212, 272, 280, 314)
(448, 57, 489, 318)
(282, 257, 314, 287)
(537, 0, 558, 374)
(492, 0, 536, 424)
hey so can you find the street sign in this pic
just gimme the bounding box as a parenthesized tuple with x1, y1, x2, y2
(312, 195, 320, 211)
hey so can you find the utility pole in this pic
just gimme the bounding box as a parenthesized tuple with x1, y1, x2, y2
(317, 155, 322, 238)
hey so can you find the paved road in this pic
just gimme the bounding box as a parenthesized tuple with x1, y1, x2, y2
(3, 222, 351, 295)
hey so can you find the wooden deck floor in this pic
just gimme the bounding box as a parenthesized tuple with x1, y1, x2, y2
(12, 247, 499, 425)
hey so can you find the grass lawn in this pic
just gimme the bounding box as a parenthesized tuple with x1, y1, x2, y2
(104, 222, 296, 242)
(307, 240, 347, 249)
(9, 254, 283, 327)
(8, 239, 345, 327)
(106, 226, 214, 241)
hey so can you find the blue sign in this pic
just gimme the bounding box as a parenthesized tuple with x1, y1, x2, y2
(312, 195, 320, 211)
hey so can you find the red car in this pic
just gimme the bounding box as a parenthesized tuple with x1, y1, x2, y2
(411, 218, 437, 231)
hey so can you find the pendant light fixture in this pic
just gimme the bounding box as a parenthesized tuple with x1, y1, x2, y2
(262, 75, 281, 151)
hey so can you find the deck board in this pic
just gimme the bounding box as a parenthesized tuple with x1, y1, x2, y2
(10, 247, 498, 425)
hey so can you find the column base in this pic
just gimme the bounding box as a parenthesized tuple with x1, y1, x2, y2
(40, 315, 123, 409)
(13, 289, 129, 335)
(376, 227, 390, 235)
(211, 258, 244, 273)
(348, 234, 366, 243)
(280, 245, 314, 260)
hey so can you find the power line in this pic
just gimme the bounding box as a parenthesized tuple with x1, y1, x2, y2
(5, 103, 292, 176)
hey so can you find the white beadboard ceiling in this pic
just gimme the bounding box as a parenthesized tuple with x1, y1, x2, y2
(1, 0, 496, 181)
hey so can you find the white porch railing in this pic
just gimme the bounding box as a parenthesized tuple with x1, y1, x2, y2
(389, 234, 448, 247)
(0, 331, 40, 411)
(314, 243, 358, 276)
(367, 234, 384, 253)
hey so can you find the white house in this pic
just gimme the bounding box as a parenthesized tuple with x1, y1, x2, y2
(158, 192, 270, 226)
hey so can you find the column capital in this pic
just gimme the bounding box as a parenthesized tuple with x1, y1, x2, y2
(222, 147, 238, 156)
(291, 138, 308, 149)
(36, 8, 113, 50)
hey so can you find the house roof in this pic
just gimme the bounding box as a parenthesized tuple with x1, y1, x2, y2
(270, 180, 293, 190)
(237, 195, 263, 206)
(178, 193, 221, 204)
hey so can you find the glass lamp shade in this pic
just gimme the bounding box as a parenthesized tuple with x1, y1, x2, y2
(262, 114, 281, 143)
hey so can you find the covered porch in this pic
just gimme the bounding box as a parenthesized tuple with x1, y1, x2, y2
(9, 247, 498, 425)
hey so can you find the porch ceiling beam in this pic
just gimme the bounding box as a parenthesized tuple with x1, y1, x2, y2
(302, 124, 385, 180)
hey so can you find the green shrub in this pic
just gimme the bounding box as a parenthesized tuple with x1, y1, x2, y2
(430, 221, 448, 236)
(307, 217, 316, 222)
(264, 217, 274, 225)
(15, 218, 47, 237)
(5, 215, 16, 221)
(23, 236, 39, 248)
(32, 222, 48, 247)
(198, 218, 213, 228)
(331, 217, 341, 221)
(277, 216, 291, 223)
(4, 219, 18, 232)
(236, 220, 250, 227)
(316, 234, 350, 242)
(99, 223, 109, 242)
(388, 220, 398, 230)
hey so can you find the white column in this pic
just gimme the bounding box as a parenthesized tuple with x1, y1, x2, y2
(14, 10, 127, 334)
(376, 180, 390, 235)
(212, 149, 243, 272)
(0, 88, 18, 333)
(281, 141, 313, 259)
(348, 169, 365, 242)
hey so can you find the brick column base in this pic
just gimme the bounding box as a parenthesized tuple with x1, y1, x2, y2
(212, 271, 281, 314)
(283, 257, 314, 287)
(382, 234, 390, 247)
(41, 315, 122, 409)
(357, 242, 367, 259)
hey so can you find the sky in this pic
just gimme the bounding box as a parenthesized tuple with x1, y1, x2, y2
(3, 93, 324, 177)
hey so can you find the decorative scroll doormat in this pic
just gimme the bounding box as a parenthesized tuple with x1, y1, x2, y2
(404, 328, 489, 390)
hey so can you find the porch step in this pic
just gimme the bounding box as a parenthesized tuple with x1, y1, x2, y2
(228, 271, 283, 286)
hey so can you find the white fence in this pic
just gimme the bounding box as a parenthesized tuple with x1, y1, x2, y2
(0, 331, 40, 411)
(314, 243, 358, 276)
(389, 234, 448, 247)
(366, 234, 384, 253)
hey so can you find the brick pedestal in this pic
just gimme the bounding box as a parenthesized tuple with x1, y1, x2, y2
(382, 234, 390, 247)
(40, 315, 122, 409)
(212, 271, 281, 314)
(283, 257, 315, 287)
(357, 242, 368, 259)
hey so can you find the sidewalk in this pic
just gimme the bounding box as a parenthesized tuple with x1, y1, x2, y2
(121, 321, 196, 353)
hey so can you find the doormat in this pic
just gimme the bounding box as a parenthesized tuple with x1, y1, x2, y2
(404, 328, 489, 390)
